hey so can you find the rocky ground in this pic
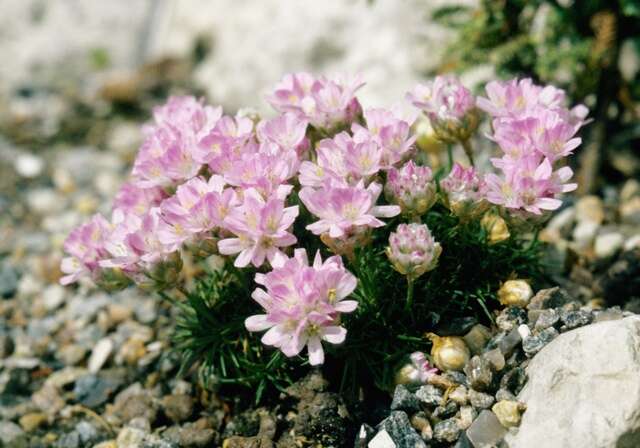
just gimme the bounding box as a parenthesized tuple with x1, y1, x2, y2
(1, 4, 640, 445)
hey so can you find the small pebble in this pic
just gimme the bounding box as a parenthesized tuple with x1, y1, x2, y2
(468, 389, 495, 409)
(433, 419, 461, 443)
(88, 338, 113, 373)
(492, 400, 526, 428)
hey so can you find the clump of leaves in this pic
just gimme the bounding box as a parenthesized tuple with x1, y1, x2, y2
(171, 201, 543, 403)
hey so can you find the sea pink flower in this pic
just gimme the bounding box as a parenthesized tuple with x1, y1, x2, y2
(266, 72, 364, 130)
(299, 182, 400, 238)
(440, 163, 488, 219)
(407, 75, 478, 142)
(386, 223, 442, 280)
(193, 114, 255, 169)
(132, 96, 222, 188)
(256, 112, 309, 155)
(60, 214, 111, 285)
(224, 150, 299, 199)
(385, 161, 436, 217)
(218, 189, 299, 268)
(113, 183, 167, 217)
(158, 175, 234, 246)
(298, 132, 382, 187)
(245, 249, 358, 365)
(409, 352, 439, 383)
(352, 107, 416, 168)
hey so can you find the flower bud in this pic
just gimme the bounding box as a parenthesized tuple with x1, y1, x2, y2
(407, 76, 479, 144)
(138, 252, 184, 292)
(395, 351, 439, 386)
(413, 116, 444, 154)
(94, 268, 132, 292)
(440, 163, 488, 220)
(426, 333, 470, 372)
(386, 223, 442, 281)
(481, 212, 510, 244)
(497, 280, 533, 308)
(385, 161, 437, 218)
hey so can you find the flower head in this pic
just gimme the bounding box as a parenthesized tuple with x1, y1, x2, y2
(407, 76, 478, 142)
(440, 163, 487, 219)
(386, 223, 442, 281)
(245, 249, 358, 365)
(267, 72, 364, 130)
(218, 189, 299, 268)
(385, 161, 436, 217)
(60, 214, 111, 285)
(299, 182, 400, 239)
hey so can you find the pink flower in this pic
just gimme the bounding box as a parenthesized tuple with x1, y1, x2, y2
(409, 352, 439, 383)
(299, 182, 400, 238)
(298, 132, 381, 187)
(245, 249, 358, 365)
(256, 112, 309, 155)
(407, 76, 478, 142)
(193, 114, 255, 170)
(60, 214, 111, 285)
(386, 223, 442, 280)
(440, 163, 487, 218)
(113, 183, 167, 217)
(132, 96, 222, 188)
(352, 107, 416, 168)
(485, 158, 575, 214)
(218, 189, 299, 268)
(266, 72, 364, 130)
(158, 175, 235, 246)
(385, 161, 436, 217)
(224, 151, 299, 199)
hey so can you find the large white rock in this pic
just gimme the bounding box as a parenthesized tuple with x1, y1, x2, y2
(506, 316, 640, 448)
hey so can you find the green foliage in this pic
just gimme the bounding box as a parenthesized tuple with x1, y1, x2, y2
(170, 201, 543, 403)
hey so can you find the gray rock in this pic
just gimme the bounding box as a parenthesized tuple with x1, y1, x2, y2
(56, 431, 80, 448)
(482, 348, 505, 372)
(0, 263, 19, 299)
(442, 371, 469, 387)
(433, 418, 461, 443)
(527, 287, 572, 310)
(468, 389, 495, 410)
(463, 356, 493, 391)
(378, 411, 427, 448)
(415, 385, 443, 407)
(367, 429, 396, 448)
(559, 309, 593, 331)
(433, 401, 458, 419)
(162, 394, 194, 423)
(506, 316, 640, 448)
(466, 410, 507, 448)
(463, 324, 492, 355)
(496, 328, 522, 357)
(0, 420, 25, 445)
(495, 388, 517, 402)
(523, 327, 559, 357)
(162, 424, 215, 447)
(496, 307, 527, 332)
(533, 309, 560, 331)
(73, 374, 122, 408)
(499, 367, 527, 395)
(75, 421, 98, 444)
(390, 385, 421, 413)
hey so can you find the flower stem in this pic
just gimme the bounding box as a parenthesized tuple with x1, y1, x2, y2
(405, 278, 415, 312)
(447, 144, 454, 171)
(461, 139, 474, 166)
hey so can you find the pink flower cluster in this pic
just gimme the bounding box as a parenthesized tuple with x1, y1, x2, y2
(61, 72, 589, 365)
(478, 78, 588, 214)
(245, 249, 358, 365)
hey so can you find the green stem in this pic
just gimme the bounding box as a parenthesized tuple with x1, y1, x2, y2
(405, 278, 415, 313)
(447, 144, 454, 171)
(461, 139, 475, 166)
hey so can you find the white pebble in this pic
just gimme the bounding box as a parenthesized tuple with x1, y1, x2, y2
(88, 338, 113, 373)
(625, 235, 640, 250)
(368, 430, 396, 448)
(42, 284, 66, 311)
(572, 221, 599, 249)
(594, 233, 624, 259)
(14, 153, 44, 178)
(517, 324, 531, 340)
